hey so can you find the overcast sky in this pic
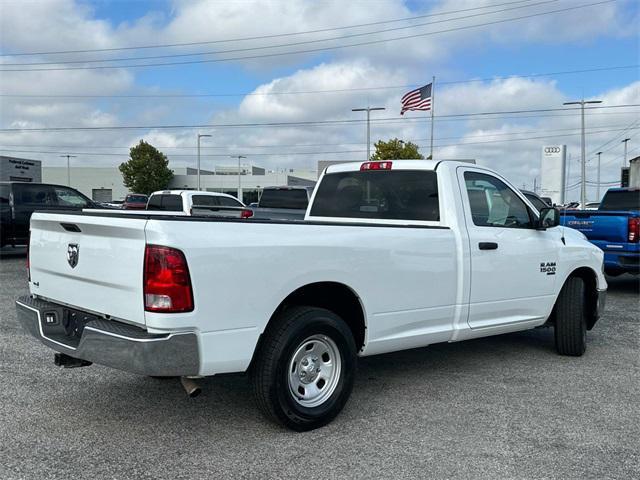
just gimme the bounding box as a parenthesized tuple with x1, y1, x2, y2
(0, 0, 638, 200)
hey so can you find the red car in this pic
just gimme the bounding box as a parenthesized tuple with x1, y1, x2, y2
(123, 193, 148, 210)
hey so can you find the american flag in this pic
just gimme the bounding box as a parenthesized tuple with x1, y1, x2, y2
(400, 83, 432, 115)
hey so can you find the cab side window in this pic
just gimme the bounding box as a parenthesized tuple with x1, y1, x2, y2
(192, 195, 221, 207)
(464, 172, 533, 228)
(218, 196, 243, 207)
(54, 187, 90, 208)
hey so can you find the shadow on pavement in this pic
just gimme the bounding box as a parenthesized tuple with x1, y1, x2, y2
(0, 246, 27, 258)
(605, 274, 640, 294)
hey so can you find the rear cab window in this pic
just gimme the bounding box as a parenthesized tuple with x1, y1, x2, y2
(259, 189, 309, 209)
(599, 190, 640, 211)
(0, 184, 9, 205)
(147, 194, 183, 211)
(13, 184, 57, 207)
(309, 169, 440, 223)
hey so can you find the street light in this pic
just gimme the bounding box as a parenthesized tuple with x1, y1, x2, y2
(563, 99, 602, 209)
(596, 151, 602, 202)
(60, 155, 77, 186)
(197, 133, 212, 190)
(230, 155, 246, 201)
(622, 138, 631, 167)
(352, 107, 386, 160)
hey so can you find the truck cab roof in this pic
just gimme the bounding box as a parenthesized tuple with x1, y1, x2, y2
(324, 160, 442, 174)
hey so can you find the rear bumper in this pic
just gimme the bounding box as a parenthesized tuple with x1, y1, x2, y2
(15, 295, 199, 376)
(604, 252, 640, 275)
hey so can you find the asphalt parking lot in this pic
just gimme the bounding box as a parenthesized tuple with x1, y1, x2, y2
(1, 252, 638, 480)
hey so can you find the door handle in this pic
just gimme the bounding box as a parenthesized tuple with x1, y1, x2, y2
(479, 242, 498, 250)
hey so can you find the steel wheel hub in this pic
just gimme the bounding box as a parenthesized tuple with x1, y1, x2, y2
(288, 334, 341, 408)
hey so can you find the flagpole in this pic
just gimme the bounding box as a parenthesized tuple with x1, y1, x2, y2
(430, 76, 435, 159)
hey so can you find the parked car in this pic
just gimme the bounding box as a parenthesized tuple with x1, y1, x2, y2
(0, 181, 98, 247)
(16, 160, 606, 431)
(104, 200, 124, 209)
(147, 190, 253, 218)
(122, 193, 148, 210)
(250, 185, 313, 220)
(584, 202, 600, 210)
(520, 189, 551, 211)
(561, 187, 639, 276)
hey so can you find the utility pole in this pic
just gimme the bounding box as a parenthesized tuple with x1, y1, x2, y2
(59, 155, 77, 186)
(230, 155, 246, 202)
(622, 138, 630, 167)
(596, 151, 602, 202)
(430, 75, 436, 159)
(563, 99, 602, 209)
(197, 133, 212, 190)
(352, 107, 385, 160)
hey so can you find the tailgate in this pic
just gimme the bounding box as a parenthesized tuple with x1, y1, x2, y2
(29, 212, 148, 326)
(562, 211, 630, 243)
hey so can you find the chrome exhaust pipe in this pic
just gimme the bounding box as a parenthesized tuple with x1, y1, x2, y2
(180, 376, 201, 398)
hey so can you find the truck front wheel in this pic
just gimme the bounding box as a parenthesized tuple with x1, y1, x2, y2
(554, 277, 587, 356)
(250, 306, 357, 431)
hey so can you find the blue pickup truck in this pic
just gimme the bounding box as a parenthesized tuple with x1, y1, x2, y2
(561, 188, 639, 276)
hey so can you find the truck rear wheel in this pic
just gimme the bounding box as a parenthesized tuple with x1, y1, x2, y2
(554, 277, 587, 356)
(250, 306, 357, 431)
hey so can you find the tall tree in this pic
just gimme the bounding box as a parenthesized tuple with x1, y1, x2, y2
(119, 140, 173, 195)
(370, 138, 424, 160)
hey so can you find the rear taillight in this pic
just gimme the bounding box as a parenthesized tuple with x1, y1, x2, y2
(144, 245, 193, 313)
(629, 217, 640, 243)
(240, 209, 254, 219)
(361, 161, 393, 171)
(26, 230, 30, 281)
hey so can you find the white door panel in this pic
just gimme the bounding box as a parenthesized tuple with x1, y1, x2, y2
(457, 168, 559, 329)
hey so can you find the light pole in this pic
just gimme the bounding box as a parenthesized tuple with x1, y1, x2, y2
(596, 151, 602, 202)
(60, 155, 77, 186)
(622, 138, 631, 167)
(563, 99, 602, 209)
(230, 155, 246, 201)
(352, 107, 386, 160)
(197, 133, 212, 190)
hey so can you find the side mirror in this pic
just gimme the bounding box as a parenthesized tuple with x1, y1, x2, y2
(538, 207, 560, 229)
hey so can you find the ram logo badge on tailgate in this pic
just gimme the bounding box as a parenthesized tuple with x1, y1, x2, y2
(67, 243, 79, 268)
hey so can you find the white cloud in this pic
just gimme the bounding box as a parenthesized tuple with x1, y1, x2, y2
(0, 0, 636, 203)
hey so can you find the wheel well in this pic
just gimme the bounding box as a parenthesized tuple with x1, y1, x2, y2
(259, 282, 366, 353)
(550, 267, 599, 330)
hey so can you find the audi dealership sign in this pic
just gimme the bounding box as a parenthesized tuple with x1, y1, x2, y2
(541, 145, 566, 205)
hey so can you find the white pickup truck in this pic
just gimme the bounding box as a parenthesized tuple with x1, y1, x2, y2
(146, 190, 253, 218)
(16, 160, 606, 431)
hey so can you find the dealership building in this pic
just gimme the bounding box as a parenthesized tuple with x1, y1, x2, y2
(1, 155, 317, 204)
(0, 156, 42, 183)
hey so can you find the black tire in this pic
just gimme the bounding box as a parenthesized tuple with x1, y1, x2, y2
(250, 306, 357, 431)
(554, 277, 587, 356)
